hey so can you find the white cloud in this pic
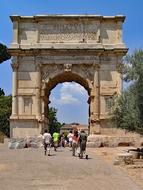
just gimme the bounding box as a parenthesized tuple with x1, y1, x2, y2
(58, 94, 80, 105)
(60, 82, 86, 96)
(50, 82, 87, 105)
(49, 82, 89, 124)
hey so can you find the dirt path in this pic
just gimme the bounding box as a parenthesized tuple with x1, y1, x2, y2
(93, 147, 143, 189)
(0, 144, 142, 190)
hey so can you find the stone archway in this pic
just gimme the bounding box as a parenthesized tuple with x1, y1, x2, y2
(9, 15, 127, 138)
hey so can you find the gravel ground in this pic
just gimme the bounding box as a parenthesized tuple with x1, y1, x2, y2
(93, 147, 143, 189)
(0, 143, 142, 190)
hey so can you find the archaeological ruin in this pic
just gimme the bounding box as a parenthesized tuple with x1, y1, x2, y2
(9, 15, 127, 138)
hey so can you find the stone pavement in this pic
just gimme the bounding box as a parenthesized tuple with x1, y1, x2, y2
(0, 143, 142, 190)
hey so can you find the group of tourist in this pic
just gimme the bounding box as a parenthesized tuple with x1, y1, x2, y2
(42, 128, 88, 159)
(42, 130, 59, 155)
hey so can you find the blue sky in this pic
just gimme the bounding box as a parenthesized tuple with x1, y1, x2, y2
(0, 0, 143, 124)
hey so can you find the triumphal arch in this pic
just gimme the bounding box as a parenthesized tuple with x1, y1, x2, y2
(9, 15, 127, 138)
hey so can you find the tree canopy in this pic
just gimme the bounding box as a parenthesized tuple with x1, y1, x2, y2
(0, 43, 11, 64)
(113, 49, 143, 134)
(0, 88, 5, 96)
(0, 90, 12, 137)
(48, 107, 62, 135)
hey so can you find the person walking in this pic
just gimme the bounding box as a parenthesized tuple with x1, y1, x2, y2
(79, 130, 87, 159)
(72, 130, 79, 156)
(52, 131, 60, 151)
(59, 132, 65, 148)
(67, 130, 73, 148)
(43, 129, 52, 156)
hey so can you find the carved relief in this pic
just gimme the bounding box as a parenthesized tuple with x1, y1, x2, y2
(64, 64, 72, 72)
(79, 65, 95, 81)
(23, 97, 32, 114)
(42, 65, 63, 80)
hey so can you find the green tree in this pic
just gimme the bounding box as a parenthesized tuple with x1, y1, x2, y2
(0, 90, 12, 137)
(123, 49, 143, 82)
(113, 49, 143, 134)
(0, 43, 11, 64)
(124, 49, 143, 124)
(112, 89, 140, 132)
(0, 88, 5, 96)
(48, 107, 61, 135)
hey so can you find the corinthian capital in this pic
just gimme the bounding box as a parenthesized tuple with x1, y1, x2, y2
(11, 62, 18, 71)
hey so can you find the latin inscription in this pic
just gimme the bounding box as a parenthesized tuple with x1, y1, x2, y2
(39, 23, 99, 42)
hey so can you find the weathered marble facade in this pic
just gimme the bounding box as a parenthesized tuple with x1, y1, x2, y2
(9, 15, 127, 138)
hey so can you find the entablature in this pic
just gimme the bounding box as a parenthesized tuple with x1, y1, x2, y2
(10, 14, 126, 48)
(8, 47, 128, 57)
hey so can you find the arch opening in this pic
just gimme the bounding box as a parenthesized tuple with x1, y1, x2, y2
(43, 72, 90, 134)
(45, 72, 91, 97)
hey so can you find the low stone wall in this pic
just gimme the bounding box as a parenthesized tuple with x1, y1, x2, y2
(8, 133, 143, 149)
(8, 135, 43, 149)
(87, 134, 143, 148)
(100, 127, 141, 137)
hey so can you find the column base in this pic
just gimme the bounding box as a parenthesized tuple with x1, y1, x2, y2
(10, 114, 49, 138)
(89, 120, 101, 134)
(10, 119, 38, 138)
(10, 115, 19, 120)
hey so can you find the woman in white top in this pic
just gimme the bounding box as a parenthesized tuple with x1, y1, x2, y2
(43, 129, 52, 156)
(67, 130, 73, 148)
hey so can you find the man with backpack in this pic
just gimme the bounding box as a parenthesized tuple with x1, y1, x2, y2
(79, 130, 87, 159)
